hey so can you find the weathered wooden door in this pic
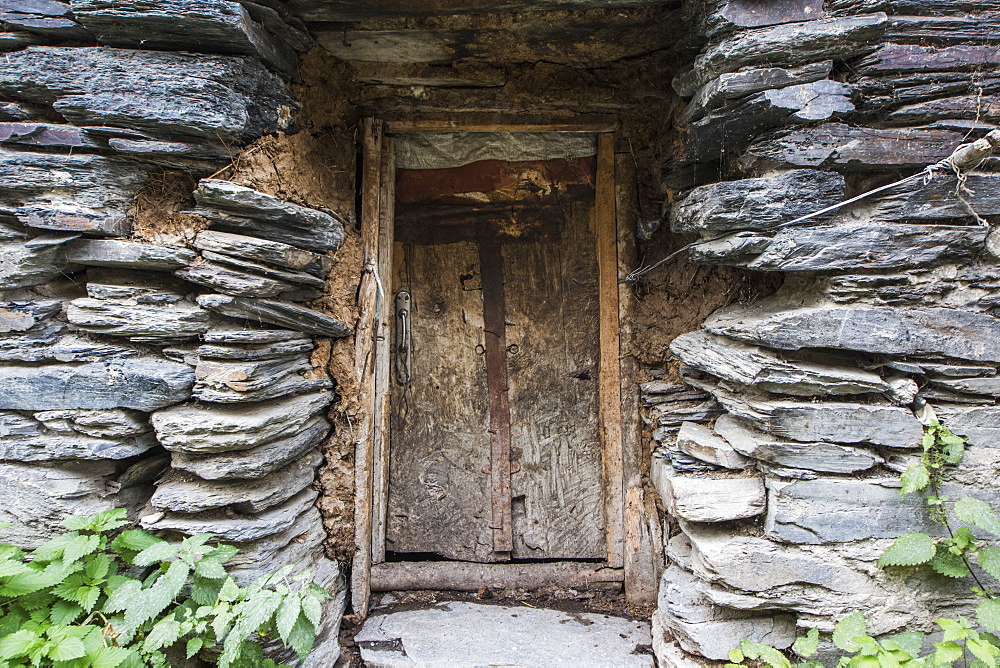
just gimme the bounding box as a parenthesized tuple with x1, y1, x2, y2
(385, 145, 605, 563)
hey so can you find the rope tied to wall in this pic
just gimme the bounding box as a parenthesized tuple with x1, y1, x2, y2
(623, 129, 1000, 284)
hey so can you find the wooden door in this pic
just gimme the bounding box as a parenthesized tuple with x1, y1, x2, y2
(386, 152, 605, 563)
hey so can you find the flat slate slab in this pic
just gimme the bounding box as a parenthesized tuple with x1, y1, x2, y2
(356, 602, 653, 668)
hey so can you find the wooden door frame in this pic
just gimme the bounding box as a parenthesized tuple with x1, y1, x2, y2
(351, 119, 632, 617)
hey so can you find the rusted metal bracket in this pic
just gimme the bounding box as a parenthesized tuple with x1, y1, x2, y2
(479, 240, 513, 554)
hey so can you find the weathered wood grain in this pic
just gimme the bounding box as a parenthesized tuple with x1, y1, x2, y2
(370, 136, 395, 566)
(370, 561, 624, 592)
(481, 241, 513, 555)
(386, 241, 496, 562)
(314, 11, 668, 67)
(351, 119, 382, 619)
(503, 201, 604, 560)
(596, 133, 624, 568)
(288, 0, 660, 21)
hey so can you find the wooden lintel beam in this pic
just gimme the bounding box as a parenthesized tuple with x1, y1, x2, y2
(385, 120, 618, 134)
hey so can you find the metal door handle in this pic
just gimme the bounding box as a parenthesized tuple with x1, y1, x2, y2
(395, 291, 411, 385)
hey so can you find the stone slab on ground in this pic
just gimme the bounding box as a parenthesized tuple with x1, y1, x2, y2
(356, 601, 653, 667)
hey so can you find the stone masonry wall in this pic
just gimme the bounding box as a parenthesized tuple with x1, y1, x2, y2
(650, 1, 1000, 665)
(0, 2, 350, 664)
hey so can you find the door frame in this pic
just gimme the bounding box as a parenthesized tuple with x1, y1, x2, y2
(350, 118, 636, 616)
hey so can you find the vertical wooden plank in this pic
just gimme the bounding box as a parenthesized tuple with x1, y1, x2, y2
(480, 240, 513, 554)
(624, 487, 663, 606)
(614, 148, 662, 601)
(596, 132, 625, 568)
(350, 118, 382, 618)
(371, 136, 395, 565)
(504, 203, 604, 560)
(385, 242, 494, 562)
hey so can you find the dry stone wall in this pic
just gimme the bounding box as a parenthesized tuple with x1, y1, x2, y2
(0, 2, 348, 664)
(653, 1, 1000, 664)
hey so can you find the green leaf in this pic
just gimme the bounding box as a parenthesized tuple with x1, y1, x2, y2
(45, 635, 85, 661)
(0, 559, 31, 578)
(190, 575, 224, 606)
(979, 600, 1000, 634)
(88, 646, 134, 668)
(143, 618, 182, 653)
(755, 645, 792, 668)
(887, 632, 924, 656)
(63, 534, 101, 564)
(186, 637, 204, 659)
(955, 498, 1000, 537)
(969, 639, 1000, 668)
(286, 614, 316, 661)
(793, 628, 820, 658)
(121, 560, 189, 632)
(934, 640, 964, 665)
(275, 594, 301, 643)
(49, 600, 84, 625)
(730, 648, 745, 663)
(900, 464, 930, 498)
(103, 579, 142, 614)
(978, 547, 1000, 581)
(833, 612, 868, 653)
(231, 590, 282, 639)
(111, 529, 160, 556)
(879, 533, 936, 567)
(0, 630, 42, 660)
(85, 553, 111, 581)
(218, 577, 240, 603)
(194, 555, 228, 581)
(930, 543, 972, 578)
(877, 650, 900, 668)
(301, 593, 322, 628)
(132, 541, 179, 567)
(0, 565, 63, 597)
(937, 428, 966, 465)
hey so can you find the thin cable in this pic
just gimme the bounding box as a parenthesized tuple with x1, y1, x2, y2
(622, 144, 994, 285)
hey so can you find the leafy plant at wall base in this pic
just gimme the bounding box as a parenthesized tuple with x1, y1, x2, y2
(726, 421, 1000, 668)
(0, 509, 331, 667)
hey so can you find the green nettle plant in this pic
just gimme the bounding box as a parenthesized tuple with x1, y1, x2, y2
(727, 421, 1000, 668)
(0, 509, 331, 667)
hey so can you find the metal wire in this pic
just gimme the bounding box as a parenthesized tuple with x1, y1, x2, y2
(622, 157, 978, 285)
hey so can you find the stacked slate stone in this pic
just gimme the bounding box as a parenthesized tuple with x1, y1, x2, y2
(0, 3, 348, 664)
(654, 1, 1000, 665)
